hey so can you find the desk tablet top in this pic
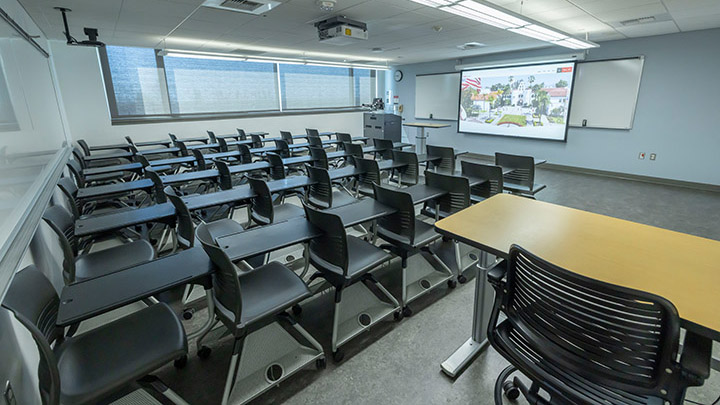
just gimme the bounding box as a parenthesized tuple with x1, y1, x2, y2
(57, 248, 213, 326)
(82, 162, 143, 175)
(435, 194, 720, 339)
(77, 179, 154, 200)
(75, 203, 175, 236)
(403, 122, 451, 129)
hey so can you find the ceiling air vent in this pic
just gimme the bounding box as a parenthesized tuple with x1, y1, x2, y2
(202, 0, 281, 15)
(619, 16, 656, 26)
(457, 42, 485, 51)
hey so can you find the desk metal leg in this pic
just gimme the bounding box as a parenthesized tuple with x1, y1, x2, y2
(441, 251, 495, 378)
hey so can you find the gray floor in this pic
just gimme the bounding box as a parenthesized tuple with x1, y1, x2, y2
(154, 164, 720, 405)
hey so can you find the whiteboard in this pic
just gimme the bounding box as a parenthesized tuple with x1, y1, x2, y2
(569, 57, 644, 129)
(415, 73, 460, 120)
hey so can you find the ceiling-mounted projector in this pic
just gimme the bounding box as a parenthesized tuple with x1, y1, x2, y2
(315, 16, 368, 45)
(54, 7, 105, 47)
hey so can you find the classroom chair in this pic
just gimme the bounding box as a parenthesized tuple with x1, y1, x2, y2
(2, 265, 188, 405)
(306, 128, 321, 138)
(305, 164, 357, 209)
(352, 157, 384, 197)
(390, 150, 420, 186)
(494, 152, 546, 198)
(460, 161, 505, 203)
(246, 177, 305, 227)
(302, 203, 400, 362)
(488, 245, 710, 405)
(67, 157, 124, 188)
(196, 223, 324, 405)
(426, 145, 456, 174)
(236, 128, 248, 140)
(373, 184, 456, 316)
(250, 134, 264, 149)
(372, 138, 394, 160)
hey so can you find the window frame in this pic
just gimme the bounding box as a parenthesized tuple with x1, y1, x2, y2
(99, 47, 378, 125)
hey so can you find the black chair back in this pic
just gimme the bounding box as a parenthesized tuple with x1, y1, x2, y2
(217, 137, 229, 153)
(71, 147, 87, 169)
(372, 184, 415, 245)
(305, 164, 333, 209)
(354, 157, 381, 192)
(196, 223, 243, 330)
(144, 167, 168, 204)
(306, 128, 320, 138)
(495, 152, 535, 190)
(274, 139, 291, 158)
(308, 147, 329, 169)
(42, 205, 79, 283)
(343, 142, 364, 159)
(308, 136, 324, 148)
(424, 170, 469, 217)
(426, 145, 455, 173)
(215, 160, 233, 190)
(265, 152, 286, 180)
(391, 150, 419, 186)
(207, 130, 217, 143)
(372, 138, 394, 160)
(489, 245, 686, 404)
(191, 149, 207, 170)
(336, 133, 352, 149)
(236, 128, 247, 141)
(77, 139, 91, 156)
(461, 161, 504, 199)
(168, 133, 178, 143)
(125, 136, 135, 146)
(247, 177, 274, 226)
(175, 140, 189, 157)
(303, 203, 348, 275)
(280, 131, 294, 145)
(57, 177, 81, 218)
(2, 265, 63, 405)
(250, 134, 263, 149)
(66, 160, 86, 188)
(164, 186, 194, 249)
(236, 144, 253, 164)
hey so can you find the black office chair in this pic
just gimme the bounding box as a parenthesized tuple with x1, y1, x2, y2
(352, 157, 383, 197)
(250, 134, 264, 149)
(73, 143, 126, 167)
(308, 136, 326, 149)
(265, 153, 304, 201)
(306, 128, 321, 138)
(494, 152, 546, 198)
(373, 184, 455, 316)
(309, 146, 330, 169)
(235, 143, 255, 164)
(305, 164, 357, 209)
(3, 265, 188, 405)
(195, 222, 324, 404)
(460, 161, 504, 203)
(372, 138, 394, 160)
(336, 133, 352, 150)
(342, 142, 365, 160)
(488, 245, 710, 405)
(280, 130, 294, 145)
(302, 203, 399, 361)
(56, 177, 91, 218)
(42, 205, 156, 284)
(390, 150, 419, 186)
(246, 177, 304, 227)
(274, 139, 295, 159)
(67, 157, 123, 188)
(236, 128, 248, 141)
(426, 145, 456, 174)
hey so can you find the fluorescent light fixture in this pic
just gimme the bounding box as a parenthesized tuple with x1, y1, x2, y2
(455, 52, 585, 70)
(411, 0, 599, 50)
(161, 49, 389, 70)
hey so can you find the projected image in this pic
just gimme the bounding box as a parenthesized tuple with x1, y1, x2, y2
(458, 62, 575, 141)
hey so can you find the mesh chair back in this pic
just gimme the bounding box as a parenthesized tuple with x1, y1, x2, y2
(308, 136, 324, 148)
(42, 205, 78, 283)
(343, 142, 364, 159)
(305, 164, 333, 209)
(144, 168, 168, 204)
(354, 157, 381, 191)
(372, 138, 394, 160)
(207, 130, 217, 143)
(461, 161, 504, 198)
(236, 144, 253, 164)
(274, 139, 291, 158)
(303, 203, 348, 275)
(495, 152, 534, 189)
(236, 128, 247, 141)
(66, 159, 86, 188)
(164, 186, 194, 249)
(372, 184, 415, 245)
(57, 177, 81, 218)
(265, 152, 286, 180)
(77, 139, 91, 156)
(336, 133, 352, 149)
(309, 147, 329, 169)
(306, 128, 320, 138)
(280, 131, 294, 144)
(391, 150, 419, 186)
(250, 134, 263, 149)
(425, 171, 469, 215)
(491, 245, 683, 403)
(426, 145, 455, 173)
(247, 177, 274, 226)
(196, 223, 243, 328)
(2, 265, 62, 405)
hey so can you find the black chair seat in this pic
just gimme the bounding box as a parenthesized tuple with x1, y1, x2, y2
(74, 240, 155, 282)
(239, 261, 311, 325)
(273, 203, 305, 222)
(378, 219, 440, 250)
(504, 182, 546, 194)
(205, 218, 245, 240)
(331, 190, 357, 207)
(311, 235, 391, 283)
(55, 303, 187, 405)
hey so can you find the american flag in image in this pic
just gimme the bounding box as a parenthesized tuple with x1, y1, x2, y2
(462, 77, 481, 90)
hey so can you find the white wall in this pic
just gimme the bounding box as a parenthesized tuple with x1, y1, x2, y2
(49, 41, 366, 145)
(391, 29, 720, 186)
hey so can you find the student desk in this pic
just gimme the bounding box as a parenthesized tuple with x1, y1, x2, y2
(82, 151, 135, 161)
(137, 146, 182, 157)
(76, 179, 155, 201)
(402, 122, 451, 152)
(437, 193, 720, 377)
(88, 143, 133, 152)
(81, 162, 144, 176)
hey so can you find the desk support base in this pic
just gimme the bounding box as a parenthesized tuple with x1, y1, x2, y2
(441, 337, 489, 378)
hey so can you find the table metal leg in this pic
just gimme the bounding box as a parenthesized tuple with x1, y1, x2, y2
(441, 251, 495, 378)
(415, 127, 427, 153)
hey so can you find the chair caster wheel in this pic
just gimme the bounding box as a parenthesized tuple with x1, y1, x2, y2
(447, 279, 457, 289)
(316, 358, 327, 370)
(402, 306, 413, 317)
(292, 304, 302, 316)
(332, 350, 344, 363)
(458, 275, 468, 284)
(197, 346, 212, 359)
(182, 308, 195, 320)
(502, 380, 520, 400)
(393, 310, 404, 321)
(173, 355, 188, 369)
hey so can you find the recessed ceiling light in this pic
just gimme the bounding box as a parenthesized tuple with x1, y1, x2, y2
(371, 47, 384, 53)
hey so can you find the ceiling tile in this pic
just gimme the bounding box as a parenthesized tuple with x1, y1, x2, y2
(615, 20, 680, 37)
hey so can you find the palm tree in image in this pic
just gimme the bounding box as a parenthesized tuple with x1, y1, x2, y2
(535, 90, 551, 117)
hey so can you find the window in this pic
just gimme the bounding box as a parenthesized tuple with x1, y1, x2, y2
(164, 56, 279, 114)
(104, 46, 169, 116)
(100, 46, 379, 121)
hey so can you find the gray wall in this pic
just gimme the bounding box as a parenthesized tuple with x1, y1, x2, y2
(391, 28, 720, 186)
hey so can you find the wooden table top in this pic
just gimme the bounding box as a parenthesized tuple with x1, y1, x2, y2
(403, 122, 451, 128)
(435, 193, 720, 339)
